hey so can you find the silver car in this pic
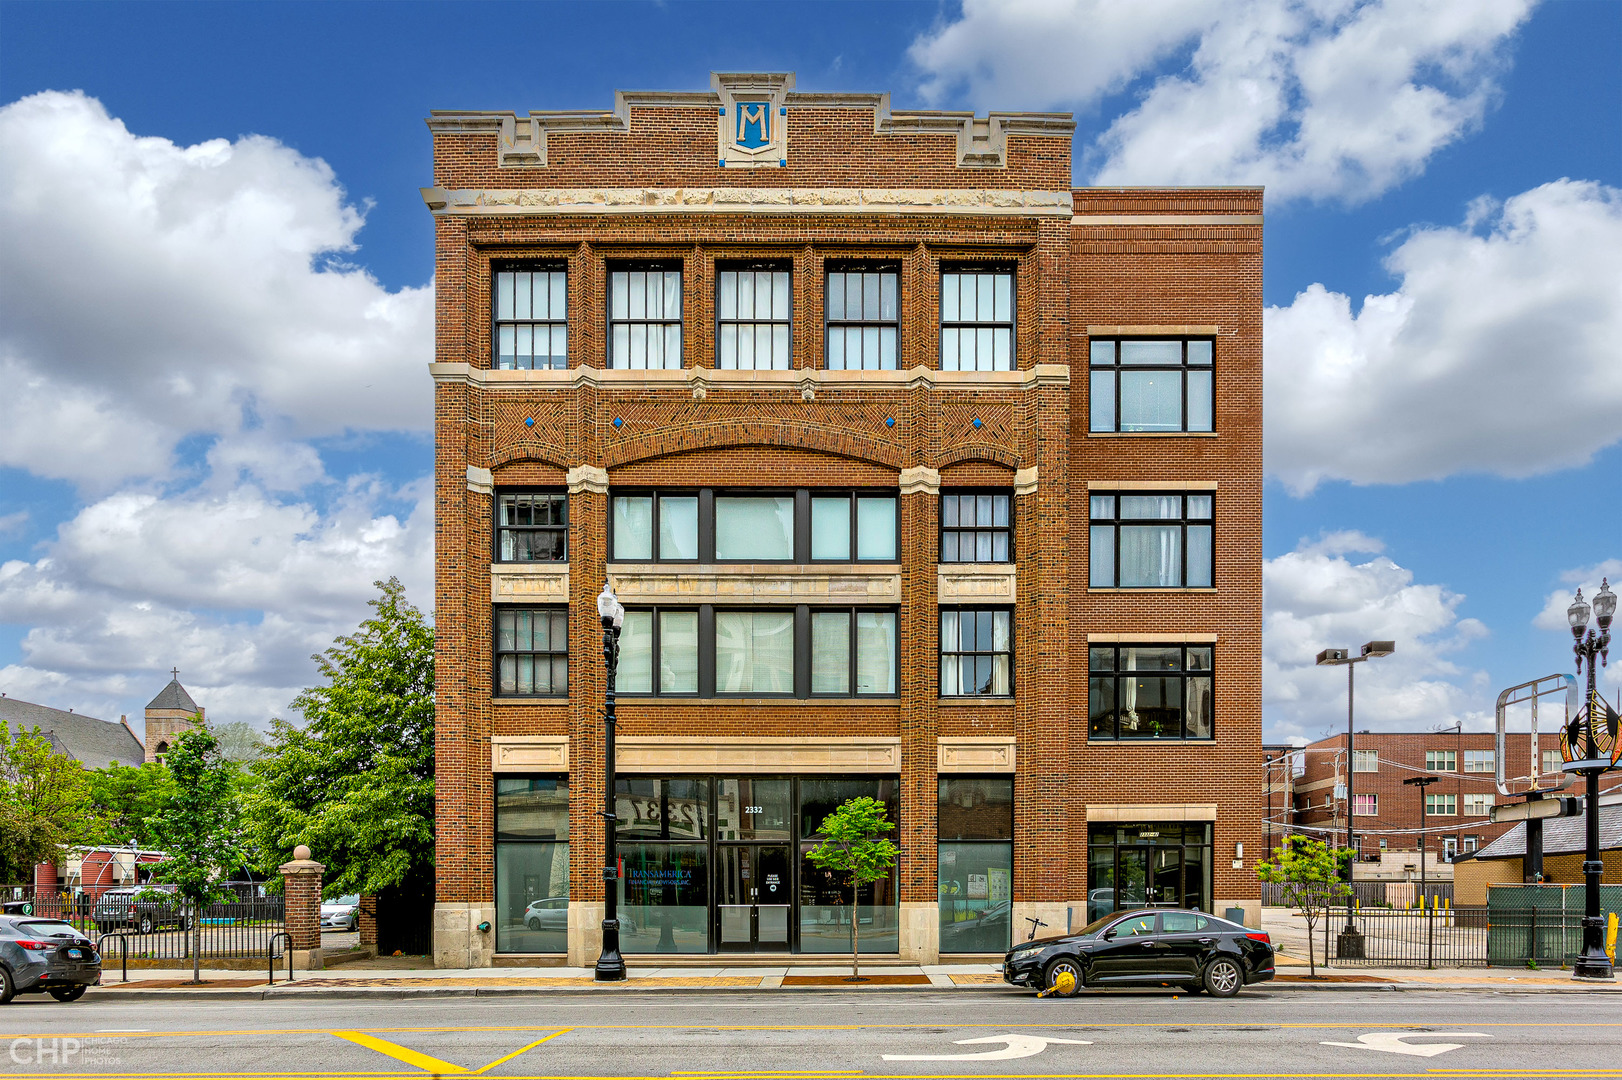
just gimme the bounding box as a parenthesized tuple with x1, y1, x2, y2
(0, 916, 101, 1004)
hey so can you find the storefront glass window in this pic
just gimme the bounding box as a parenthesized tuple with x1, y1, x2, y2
(716, 779, 791, 840)
(798, 844, 899, 953)
(494, 777, 569, 954)
(1086, 822, 1213, 922)
(938, 778, 1013, 953)
(621, 843, 710, 954)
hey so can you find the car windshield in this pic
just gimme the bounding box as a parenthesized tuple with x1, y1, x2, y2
(327, 895, 359, 906)
(18, 920, 80, 938)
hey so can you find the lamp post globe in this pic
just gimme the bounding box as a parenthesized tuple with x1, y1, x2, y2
(1568, 588, 1591, 638)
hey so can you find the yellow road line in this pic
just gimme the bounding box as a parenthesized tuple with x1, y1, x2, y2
(331, 1030, 469, 1074)
(474, 1029, 573, 1074)
(11, 1072, 1622, 1080)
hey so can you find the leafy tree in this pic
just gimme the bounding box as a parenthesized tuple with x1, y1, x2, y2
(212, 721, 268, 765)
(86, 762, 175, 849)
(245, 578, 434, 899)
(1257, 834, 1354, 977)
(0, 725, 95, 883)
(805, 797, 898, 980)
(146, 726, 244, 983)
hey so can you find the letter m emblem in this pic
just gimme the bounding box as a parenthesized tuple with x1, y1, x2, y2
(735, 101, 770, 150)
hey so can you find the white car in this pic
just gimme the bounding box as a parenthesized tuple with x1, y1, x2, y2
(320, 895, 360, 931)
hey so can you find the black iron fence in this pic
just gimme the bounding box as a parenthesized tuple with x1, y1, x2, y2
(1330, 906, 1490, 967)
(4, 888, 285, 961)
(1262, 880, 1453, 908)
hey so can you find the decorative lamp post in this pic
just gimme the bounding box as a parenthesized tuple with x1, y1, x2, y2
(1566, 578, 1617, 981)
(1403, 774, 1439, 970)
(1315, 640, 1396, 961)
(594, 582, 627, 982)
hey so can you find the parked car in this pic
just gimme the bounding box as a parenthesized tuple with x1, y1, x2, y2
(321, 895, 361, 931)
(0, 916, 101, 1004)
(1003, 908, 1274, 998)
(522, 898, 635, 936)
(92, 885, 187, 935)
(1086, 888, 1115, 922)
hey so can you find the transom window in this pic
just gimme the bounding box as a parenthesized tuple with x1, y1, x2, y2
(1089, 338, 1213, 433)
(1462, 749, 1495, 773)
(940, 492, 1011, 563)
(1089, 493, 1213, 588)
(940, 268, 1013, 371)
(494, 264, 567, 370)
(1425, 749, 1456, 772)
(610, 489, 897, 564)
(1088, 645, 1213, 740)
(718, 265, 790, 370)
(940, 608, 1012, 697)
(1425, 792, 1457, 816)
(495, 608, 568, 697)
(609, 265, 683, 369)
(496, 492, 567, 562)
(826, 264, 898, 370)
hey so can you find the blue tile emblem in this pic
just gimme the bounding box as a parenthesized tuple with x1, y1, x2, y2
(613, 417, 624, 428)
(885, 417, 896, 428)
(972, 417, 983, 428)
(735, 101, 771, 150)
(524, 417, 535, 428)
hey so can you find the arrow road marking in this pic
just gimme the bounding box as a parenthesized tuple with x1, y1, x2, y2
(883, 1032, 1092, 1061)
(1321, 1031, 1491, 1058)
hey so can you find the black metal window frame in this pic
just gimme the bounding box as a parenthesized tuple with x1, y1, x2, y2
(607, 259, 684, 370)
(494, 489, 569, 564)
(715, 260, 792, 371)
(825, 260, 901, 371)
(1088, 337, 1215, 433)
(1086, 643, 1215, 741)
(616, 606, 702, 698)
(1087, 491, 1214, 588)
(807, 606, 900, 698)
(608, 488, 900, 565)
(939, 489, 1013, 564)
(492, 261, 569, 371)
(939, 606, 1014, 698)
(492, 605, 569, 699)
(939, 264, 1015, 372)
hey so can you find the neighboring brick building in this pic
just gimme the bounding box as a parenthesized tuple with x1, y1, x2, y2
(1293, 730, 1622, 879)
(425, 72, 1263, 967)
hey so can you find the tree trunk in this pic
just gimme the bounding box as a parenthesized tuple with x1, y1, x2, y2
(850, 883, 860, 981)
(1305, 913, 1316, 977)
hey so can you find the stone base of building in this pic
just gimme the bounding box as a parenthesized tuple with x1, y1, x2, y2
(568, 901, 605, 968)
(291, 948, 325, 972)
(1215, 898, 1262, 928)
(1012, 901, 1083, 944)
(897, 902, 938, 964)
(433, 902, 496, 968)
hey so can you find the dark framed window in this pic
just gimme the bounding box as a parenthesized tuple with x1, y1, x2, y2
(610, 488, 898, 564)
(609, 263, 683, 369)
(714, 493, 797, 562)
(495, 607, 568, 696)
(1087, 822, 1212, 918)
(713, 608, 797, 695)
(810, 491, 898, 562)
(940, 492, 1011, 563)
(826, 263, 898, 370)
(494, 264, 567, 370)
(1088, 493, 1213, 587)
(718, 263, 790, 370)
(1088, 644, 1213, 740)
(809, 608, 898, 696)
(940, 608, 1012, 697)
(938, 777, 1013, 953)
(618, 608, 700, 696)
(496, 491, 567, 563)
(941, 267, 1013, 371)
(494, 776, 569, 953)
(610, 492, 700, 562)
(1089, 338, 1213, 433)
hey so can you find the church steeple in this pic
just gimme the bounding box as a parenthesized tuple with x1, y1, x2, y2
(144, 670, 205, 764)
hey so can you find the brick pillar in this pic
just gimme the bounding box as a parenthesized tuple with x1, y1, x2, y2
(279, 845, 325, 971)
(358, 894, 378, 949)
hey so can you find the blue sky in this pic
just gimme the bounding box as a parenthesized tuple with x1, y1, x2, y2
(0, 0, 1617, 742)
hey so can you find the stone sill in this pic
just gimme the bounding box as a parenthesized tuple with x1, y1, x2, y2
(1088, 587, 1218, 593)
(1087, 739, 1219, 747)
(938, 697, 1015, 706)
(1087, 431, 1220, 438)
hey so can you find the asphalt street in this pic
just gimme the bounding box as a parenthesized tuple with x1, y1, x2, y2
(2, 989, 1619, 1079)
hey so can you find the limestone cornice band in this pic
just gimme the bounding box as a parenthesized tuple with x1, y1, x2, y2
(611, 565, 900, 605)
(1013, 467, 1038, 496)
(613, 736, 902, 773)
(938, 737, 1016, 773)
(428, 362, 1070, 391)
(465, 466, 494, 495)
(420, 186, 1075, 217)
(1082, 479, 1215, 491)
(1087, 804, 1218, 823)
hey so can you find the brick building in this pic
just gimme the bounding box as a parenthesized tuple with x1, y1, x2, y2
(1292, 730, 1622, 879)
(425, 72, 1264, 967)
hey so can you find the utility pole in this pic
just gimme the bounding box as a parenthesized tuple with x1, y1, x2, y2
(1404, 775, 1439, 970)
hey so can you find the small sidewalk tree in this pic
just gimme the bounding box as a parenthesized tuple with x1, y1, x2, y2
(1257, 834, 1354, 977)
(805, 796, 898, 981)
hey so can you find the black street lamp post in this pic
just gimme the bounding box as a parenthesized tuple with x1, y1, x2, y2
(1403, 775, 1439, 970)
(595, 583, 627, 982)
(1316, 640, 1396, 962)
(1566, 578, 1617, 982)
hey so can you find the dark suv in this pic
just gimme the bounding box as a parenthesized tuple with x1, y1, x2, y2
(0, 916, 101, 1003)
(92, 885, 188, 934)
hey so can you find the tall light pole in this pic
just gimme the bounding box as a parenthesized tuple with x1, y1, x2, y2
(1403, 774, 1439, 970)
(1316, 640, 1396, 962)
(595, 583, 627, 982)
(1566, 578, 1616, 981)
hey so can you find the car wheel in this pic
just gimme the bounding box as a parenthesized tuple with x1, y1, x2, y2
(1203, 957, 1243, 998)
(1042, 956, 1084, 997)
(48, 985, 87, 1003)
(350, 915, 358, 932)
(0, 966, 13, 1005)
(138, 915, 154, 934)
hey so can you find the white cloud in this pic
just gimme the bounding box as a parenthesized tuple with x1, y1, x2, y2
(910, 0, 1534, 205)
(1264, 532, 1490, 742)
(1266, 179, 1622, 494)
(0, 90, 433, 489)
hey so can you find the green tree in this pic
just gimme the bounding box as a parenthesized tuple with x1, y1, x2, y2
(146, 726, 244, 983)
(805, 796, 898, 980)
(245, 577, 434, 898)
(1257, 834, 1354, 977)
(0, 725, 95, 883)
(86, 762, 175, 849)
(212, 721, 268, 765)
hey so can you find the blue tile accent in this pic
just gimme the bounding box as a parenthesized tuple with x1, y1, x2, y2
(613, 417, 624, 428)
(719, 159, 727, 167)
(972, 417, 983, 429)
(524, 417, 535, 428)
(885, 417, 896, 428)
(718, 107, 725, 116)
(779, 159, 787, 167)
(779, 106, 786, 115)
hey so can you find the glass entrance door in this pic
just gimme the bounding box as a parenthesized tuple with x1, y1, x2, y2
(716, 845, 791, 950)
(1149, 847, 1182, 907)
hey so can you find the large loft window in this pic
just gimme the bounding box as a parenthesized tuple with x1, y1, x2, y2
(610, 489, 899, 564)
(940, 608, 1012, 697)
(609, 264, 683, 369)
(1088, 493, 1213, 588)
(717, 264, 790, 370)
(1088, 644, 1213, 740)
(941, 268, 1013, 372)
(1089, 338, 1214, 433)
(495, 607, 568, 697)
(496, 491, 567, 562)
(810, 492, 898, 562)
(826, 264, 898, 370)
(940, 492, 1011, 563)
(494, 264, 567, 370)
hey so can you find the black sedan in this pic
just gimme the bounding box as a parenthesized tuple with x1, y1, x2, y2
(1003, 908, 1274, 997)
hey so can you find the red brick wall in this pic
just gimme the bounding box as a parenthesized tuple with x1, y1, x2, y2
(282, 870, 322, 952)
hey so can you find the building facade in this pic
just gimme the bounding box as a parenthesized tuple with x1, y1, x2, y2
(426, 72, 1263, 967)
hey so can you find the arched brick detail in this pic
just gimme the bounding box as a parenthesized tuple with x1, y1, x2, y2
(936, 443, 1023, 470)
(491, 444, 572, 470)
(604, 418, 908, 471)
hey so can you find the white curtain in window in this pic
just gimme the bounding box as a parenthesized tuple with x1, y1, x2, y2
(715, 611, 794, 693)
(1119, 525, 1181, 587)
(855, 497, 896, 560)
(618, 612, 653, 693)
(612, 497, 653, 560)
(659, 611, 699, 693)
(856, 612, 896, 694)
(810, 612, 850, 693)
(658, 496, 699, 560)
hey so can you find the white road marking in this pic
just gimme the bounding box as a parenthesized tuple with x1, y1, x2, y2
(883, 1032, 1092, 1061)
(1321, 1031, 1491, 1057)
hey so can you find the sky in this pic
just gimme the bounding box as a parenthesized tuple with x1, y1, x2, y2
(0, 0, 1617, 745)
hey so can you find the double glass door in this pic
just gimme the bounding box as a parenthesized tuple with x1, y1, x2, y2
(1117, 847, 1184, 908)
(716, 845, 791, 950)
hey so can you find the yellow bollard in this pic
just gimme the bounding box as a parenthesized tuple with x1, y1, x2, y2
(1607, 913, 1618, 963)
